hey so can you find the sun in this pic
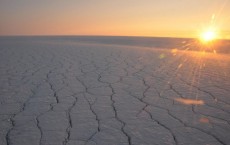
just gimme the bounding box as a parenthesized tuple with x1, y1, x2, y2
(199, 29, 217, 43)
(202, 31, 215, 41)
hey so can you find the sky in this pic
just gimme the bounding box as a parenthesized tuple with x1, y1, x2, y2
(0, 0, 230, 38)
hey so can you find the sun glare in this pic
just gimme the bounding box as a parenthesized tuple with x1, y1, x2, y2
(199, 29, 217, 43)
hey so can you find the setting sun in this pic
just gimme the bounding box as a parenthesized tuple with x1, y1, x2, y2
(200, 29, 217, 43)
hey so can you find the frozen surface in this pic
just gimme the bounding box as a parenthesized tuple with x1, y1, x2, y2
(0, 36, 230, 145)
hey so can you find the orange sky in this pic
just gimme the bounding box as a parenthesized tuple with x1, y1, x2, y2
(0, 0, 230, 39)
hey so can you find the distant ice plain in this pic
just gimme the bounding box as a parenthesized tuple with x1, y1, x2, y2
(0, 36, 229, 145)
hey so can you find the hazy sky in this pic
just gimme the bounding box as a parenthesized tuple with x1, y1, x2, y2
(0, 0, 230, 38)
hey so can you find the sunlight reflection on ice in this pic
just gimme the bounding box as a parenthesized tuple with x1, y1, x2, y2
(171, 48, 178, 56)
(174, 98, 204, 105)
(199, 117, 210, 123)
(159, 53, 166, 59)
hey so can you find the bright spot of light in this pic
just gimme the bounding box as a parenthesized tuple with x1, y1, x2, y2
(199, 28, 217, 43)
(199, 117, 209, 123)
(202, 31, 215, 41)
(171, 48, 178, 56)
(159, 53, 165, 59)
(174, 98, 204, 105)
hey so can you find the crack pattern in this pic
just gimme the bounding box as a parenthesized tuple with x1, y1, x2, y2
(0, 37, 230, 145)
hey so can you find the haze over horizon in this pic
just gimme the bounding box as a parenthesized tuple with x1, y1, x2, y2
(1, 0, 230, 39)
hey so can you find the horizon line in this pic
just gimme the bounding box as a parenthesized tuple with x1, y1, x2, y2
(1, 34, 230, 40)
(0, 34, 199, 39)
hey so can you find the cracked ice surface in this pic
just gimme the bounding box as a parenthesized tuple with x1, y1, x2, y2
(0, 37, 230, 145)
